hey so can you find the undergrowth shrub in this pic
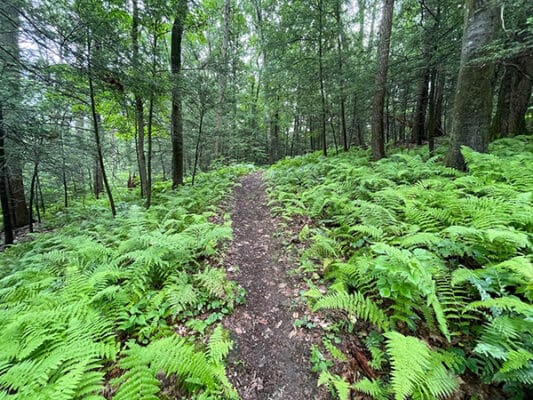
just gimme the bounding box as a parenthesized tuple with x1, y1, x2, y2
(266, 136, 533, 399)
(0, 165, 251, 399)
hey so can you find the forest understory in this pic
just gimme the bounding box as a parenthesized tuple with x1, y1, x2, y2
(0, 0, 532, 398)
(1, 137, 532, 400)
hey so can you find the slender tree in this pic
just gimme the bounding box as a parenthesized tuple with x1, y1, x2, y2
(171, 0, 187, 188)
(131, 0, 148, 198)
(87, 33, 117, 216)
(0, 105, 13, 245)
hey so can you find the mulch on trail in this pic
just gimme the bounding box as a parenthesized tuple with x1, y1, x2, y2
(223, 171, 332, 400)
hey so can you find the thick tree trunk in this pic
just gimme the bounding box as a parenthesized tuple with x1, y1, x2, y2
(1, 0, 29, 231)
(171, 1, 187, 188)
(491, 54, 533, 139)
(8, 166, 29, 228)
(445, 0, 499, 170)
(371, 0, 395, 161)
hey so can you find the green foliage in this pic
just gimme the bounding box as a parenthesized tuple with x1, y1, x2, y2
(113, 328, 237, 399)
(312, 291, 390, 331)
(384, 332, 458, 400)
(267, 137, 533, 398)
(0, 166, 250, 399)
(317, 371, 351, 400)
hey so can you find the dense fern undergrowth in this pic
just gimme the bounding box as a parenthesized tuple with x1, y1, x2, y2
(0, 165, 253, 400)
(266, 137, 533, 399)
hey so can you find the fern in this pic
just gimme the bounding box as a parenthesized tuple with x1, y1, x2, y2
(195, 267, 229, 299)
(0, 165, 251, 399)
(267, 137, 533, 396)
(353, 378, 389, 400)
(317, 371, 351, 400)
(313, 291, 390, 331)
(385, 332, 458, 400)
(208, 326, 232, 364)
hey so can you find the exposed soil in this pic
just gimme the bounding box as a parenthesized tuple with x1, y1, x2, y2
(223, 172, 331, 400)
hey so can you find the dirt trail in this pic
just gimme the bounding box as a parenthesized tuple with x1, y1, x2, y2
(223, 172, 329, 400)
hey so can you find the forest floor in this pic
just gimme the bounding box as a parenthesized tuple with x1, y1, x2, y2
(223, 172, 331, 400)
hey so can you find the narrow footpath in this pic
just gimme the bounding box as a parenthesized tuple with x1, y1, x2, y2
(223, 172, 330, 400)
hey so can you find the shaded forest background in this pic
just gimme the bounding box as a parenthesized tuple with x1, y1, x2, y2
(1, 0, 532, 242)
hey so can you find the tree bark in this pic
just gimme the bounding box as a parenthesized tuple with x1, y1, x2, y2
(131, 0, 148, 198)
(171, 0, 187, 188)
(214, 0, 231, 157)
(0, 104, 13, 245)
(87, 36, 116, 216)
(335, 0, 348, 152)
(192, 105, 205, 186)
(1, 0, 29, 231)
(491, 54, 533, 139)
(318, 0, 327, 157)
(411, 67, 430, 145)
(370, 0, 395, 161)
(28, 157, 39, 233)
(7, 166, 29, 228)
(269, 102, 280, 163)
(427, 68, 445, 156)
(445, 0, 499, 170)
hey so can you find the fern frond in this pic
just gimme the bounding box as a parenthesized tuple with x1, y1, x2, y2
(208, 326, 232, 364)
(313, 291, 390, 330)
(385, 332, 458, 400)
(353, 378, 389, 400)
(195, 267, 228, 299)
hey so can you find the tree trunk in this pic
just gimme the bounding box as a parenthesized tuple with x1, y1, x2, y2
(269, 103, 280, 163)
(28, 157, 39, 233)
(318, 0, 327, 157)
(192, 106, 205, 186)
(131, 0, 148, 198)
(0, 104, 14, 245)
(445, 0, 499, 170)
(491, 54, 533, 139)
(214, 0, 231, 157)
(1, 0, 29, 231)
(8, 166, 29, 228)
(371, 0, 395, 161)
(411, 67, 430, 145)
(427, 68, 445, 156)
(37, 173, 45, 215)
(60, 130, 68, 208)
(87, 36, 116, 216)
(171, 0, 187, 188)
(93, 157, 103, 197)
(145, 29, 158, 209)
(335, 0, 348, 152)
